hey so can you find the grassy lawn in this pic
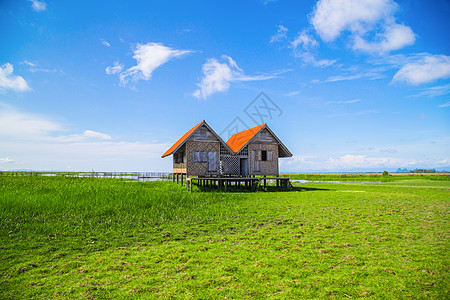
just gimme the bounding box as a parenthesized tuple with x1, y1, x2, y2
(0, 176, 448, 298)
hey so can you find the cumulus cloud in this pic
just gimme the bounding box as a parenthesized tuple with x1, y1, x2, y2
(0, 63, 30, 92)
(392, 54, 450, 85)
(105, 61, 123, 75)
(193, 55, 276, 99)
(113, 43, 192, 86)
(353, 22, 415, 54)
(311, 0, 397, 42)
(310, 0, 415, 54)
(30, 0, 46, 12)
(270, 25, 288, 43)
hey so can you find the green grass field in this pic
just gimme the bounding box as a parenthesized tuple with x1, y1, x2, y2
(0, 176, 448, 298)
(281, 173, 450, 182)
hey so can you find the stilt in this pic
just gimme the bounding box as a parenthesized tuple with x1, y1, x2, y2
(181, 174, 184, 186)
(264, 175, 266, 188)
(176, 173, 179, 184)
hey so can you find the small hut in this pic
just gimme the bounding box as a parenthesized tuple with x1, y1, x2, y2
(162, 121, 292, 179)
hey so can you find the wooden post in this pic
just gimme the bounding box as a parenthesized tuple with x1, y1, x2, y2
(224, 180, 227, 192)
(190, 180, 192, 192)
(264, 176, 266, 188)
(181, 174, 184, 186)
(176, 173, 179, 184)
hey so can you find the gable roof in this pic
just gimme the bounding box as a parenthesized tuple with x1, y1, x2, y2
(161, 120, 205, 158)
(226, 123, 293, 157)
(161, 120, 232, 158)
(226, 123, 266, 153)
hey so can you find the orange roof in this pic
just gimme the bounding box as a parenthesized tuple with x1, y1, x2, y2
(226, 123, 265, 153)
(161, 120, 205, 158)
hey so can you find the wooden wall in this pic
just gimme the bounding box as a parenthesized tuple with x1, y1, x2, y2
(248, 143, 279, 176)
(186, 141, 220, 177)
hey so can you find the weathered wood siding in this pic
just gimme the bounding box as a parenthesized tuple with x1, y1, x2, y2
(189, 125, 220, 142)
(248, 143, 278, 176)
(185, 141, 220, 176)
(173, 145, 186, 173)
(252, 128, 277, 144)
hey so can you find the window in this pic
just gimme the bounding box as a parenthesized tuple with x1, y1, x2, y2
(261, 150, 267, 161)
(193, 151, 208, 163)
(193, 151, 201, 162)
(193, 151, 217, 172)
(174, 152, 184, 163)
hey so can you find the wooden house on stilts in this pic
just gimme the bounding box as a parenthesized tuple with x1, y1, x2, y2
(161, 120, 293, 189)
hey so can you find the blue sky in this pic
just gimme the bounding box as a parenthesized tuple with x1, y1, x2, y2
(0, 0, 449, 172)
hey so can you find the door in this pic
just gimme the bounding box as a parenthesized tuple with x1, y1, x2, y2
(240, 158, 248, 176)
(208, 152, 217, 172)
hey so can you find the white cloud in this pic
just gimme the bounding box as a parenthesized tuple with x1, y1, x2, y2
(270, 25, 288, 43)
(0, 103, 62, 139)
(101, 39, 111, 47)
(392, 54, 450, 85)
(0, 63, 30, 92)
(105, 61, 123, 75)
(353, 22, 415, 54)
(280, 153, 420, 172)
(193, 55, 276, 99)
(30, 0, 46, 12)
(0, 103, 170, 171)
(326, 154, 414, 169)
(22, 60, 37, 67)
(0, 157, 14, 164)
(310, 0, 414, 54)
(291, 30, 319, 50)
(117, 43, 192, 86)
(437, 101, 450, 108)
(290, 30, 336, 67)
(284, 91, 301, 96)
(325, 74, 363, 82)
(21, 60, 57, 73)
(412, 84, 450, 98)
(327, 99, 361, 104)
(55, 130, 112, 142)
(437, 159, 450, 165)
(311, 0, 397, 42)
